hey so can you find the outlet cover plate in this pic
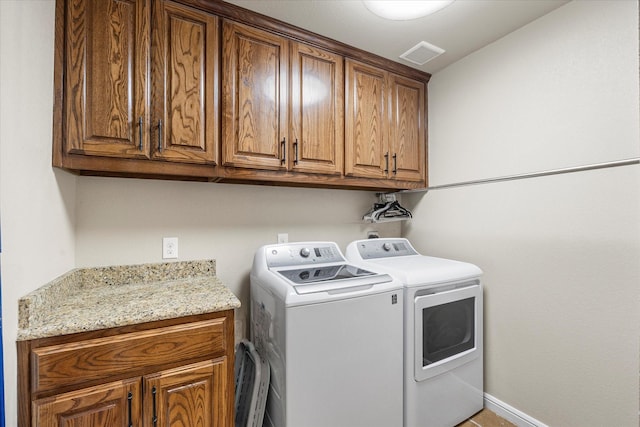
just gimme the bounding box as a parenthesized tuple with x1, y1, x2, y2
(162, 237, 178, 259)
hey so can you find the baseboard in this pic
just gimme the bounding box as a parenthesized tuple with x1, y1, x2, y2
(484, 393, 549, 427)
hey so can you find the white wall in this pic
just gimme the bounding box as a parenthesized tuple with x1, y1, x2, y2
(405, 1, 640, 426)
(74, 178, 399, 337)
(0, 1, 77, 425)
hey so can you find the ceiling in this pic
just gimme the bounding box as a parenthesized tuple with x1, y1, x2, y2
(224, 0, 570, 75)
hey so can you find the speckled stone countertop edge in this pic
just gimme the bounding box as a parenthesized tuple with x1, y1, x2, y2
(17, 260, 241, 341)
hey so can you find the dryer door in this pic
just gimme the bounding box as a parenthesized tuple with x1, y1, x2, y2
(414, 281, 482, 381)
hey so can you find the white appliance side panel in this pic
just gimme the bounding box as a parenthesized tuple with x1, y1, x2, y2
(404, 358, 484, 427)
(286, 290, 404, 427)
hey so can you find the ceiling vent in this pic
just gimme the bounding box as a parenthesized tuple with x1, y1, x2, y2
(400, 41, 445, 65)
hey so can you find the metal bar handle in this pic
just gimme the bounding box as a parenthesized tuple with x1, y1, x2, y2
(294, 139, 299, 165)
(138, 117, 143, 151)
(157, 120, 163, 152)
(152, 386, 158, 426)
(127, 392, 133, 427)
(281, 137, 286, 165)
(384, 152, 389, 173)
(392, 153, 397, 174)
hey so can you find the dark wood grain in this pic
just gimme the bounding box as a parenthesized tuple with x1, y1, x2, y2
(152, 1, 219, 164)
(390, 73, 426, 183)
(32, 318, 225, 393)
(19, 310, 235, 427)
(222, 20, 289, 170)
(290, 42, 344, 175)
(17, 340, 31, 427)
(33, 378, 141, 427)
(345, 59, 389, 179)
(64, 0, 150, 159)
(145, 359, 228, 426)
(53, 0, 428, 190)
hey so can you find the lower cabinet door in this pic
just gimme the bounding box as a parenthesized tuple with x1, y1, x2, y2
(144, 358, 229, 427)
(33, 378, 141, 427)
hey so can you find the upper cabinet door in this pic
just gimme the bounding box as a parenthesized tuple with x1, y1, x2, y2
(64, 0, 150, 159)
(389, 74, 426, 182)
(290, 43, 344, 175)
(152, 1, 219, 164)
(345, 59, 389, 179)
(222, 21, 289, 170)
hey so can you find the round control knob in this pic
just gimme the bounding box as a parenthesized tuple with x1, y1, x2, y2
(382, 242, 392, 252)
(300, 247, 311, 258)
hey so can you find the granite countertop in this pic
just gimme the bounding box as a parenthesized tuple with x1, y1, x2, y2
(17, 260, 241, 341)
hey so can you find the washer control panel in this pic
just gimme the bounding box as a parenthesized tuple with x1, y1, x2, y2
(355, 238, 419, 259)
(266, 242, 344, 267)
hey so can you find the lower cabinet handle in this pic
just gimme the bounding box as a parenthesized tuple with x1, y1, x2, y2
(137, 117, 143, 151)
(392, 153, 397, 174)
(384, 152, 389, 173)
(293, 139, 299, 165)
(127, 392, 133, 427)
(152, 386, 158, 427)
(281, 137, 286, 165)
(157, 120, 163, 152)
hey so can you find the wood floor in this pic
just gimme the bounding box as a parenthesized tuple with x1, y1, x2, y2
(456, 409, 517, 427)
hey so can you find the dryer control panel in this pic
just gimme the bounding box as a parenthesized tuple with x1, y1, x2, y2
(353, 238, 419, 259)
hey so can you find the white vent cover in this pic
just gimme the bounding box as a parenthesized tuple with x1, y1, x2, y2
(400, 41, 445, 65)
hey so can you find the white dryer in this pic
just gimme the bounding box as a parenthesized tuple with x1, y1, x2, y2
(346, 238, 483, 427)
(250, 241, 404, 427)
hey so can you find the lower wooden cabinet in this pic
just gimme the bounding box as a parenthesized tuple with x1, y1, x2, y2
(19, 311, 234, 427)
(33, 378, 142, 427)
(145, 359, 228, 427)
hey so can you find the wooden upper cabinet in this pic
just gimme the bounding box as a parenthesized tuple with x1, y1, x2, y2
(346, 59, 426, 184)
(345, 59, 389, 179)
(33, 378, 141, 427)
(64, 0, 150, 159)
(60, 0, 218, 167)
(389, 73, 426, 182)
(289, 42, 344, 175)
(54, 0, 428, 188)
(222, 21, 344, 176)
(222, 21, 288, 170)
(152, 1, 219, 164)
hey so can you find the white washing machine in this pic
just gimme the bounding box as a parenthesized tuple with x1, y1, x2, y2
(250, 241, 404, 427)
(346, 238, 483, 427)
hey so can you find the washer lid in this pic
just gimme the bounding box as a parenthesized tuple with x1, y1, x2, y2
(276, 264, 393, 294)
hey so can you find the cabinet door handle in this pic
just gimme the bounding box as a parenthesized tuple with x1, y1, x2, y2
(157, 120, 163, 152)
(384, 152, 389, 173)
(137, 117, 143, 151)
(293, 139, 299, 165)
(127, 391, 133, 427)
(152, 386, 158, 427)
(392, 153, 397, 175)
(281, 137, 286, 165)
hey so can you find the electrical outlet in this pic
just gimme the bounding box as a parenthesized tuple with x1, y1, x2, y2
(162, 237, 178, 259)
(277, 233, 288, 243)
